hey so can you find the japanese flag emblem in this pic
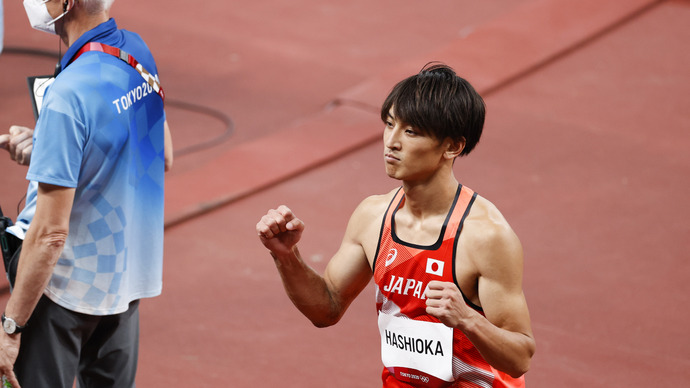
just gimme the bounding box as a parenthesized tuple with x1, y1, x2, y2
(426, 258, 444, 276)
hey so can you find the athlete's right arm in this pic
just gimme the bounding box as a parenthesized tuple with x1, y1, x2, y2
(257, 202, 375, 327)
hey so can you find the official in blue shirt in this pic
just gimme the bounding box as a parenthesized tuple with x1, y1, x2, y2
(0, 1, 172, 387)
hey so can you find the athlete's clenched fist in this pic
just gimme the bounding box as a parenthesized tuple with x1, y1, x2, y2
(257, 205, 305, 256)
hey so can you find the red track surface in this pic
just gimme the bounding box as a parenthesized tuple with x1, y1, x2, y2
(1, 0, 689, 386)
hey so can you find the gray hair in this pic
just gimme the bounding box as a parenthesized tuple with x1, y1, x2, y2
(79, 0, 115, 13)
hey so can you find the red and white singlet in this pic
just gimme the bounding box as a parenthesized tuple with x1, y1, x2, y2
(373, 185, 525, 388)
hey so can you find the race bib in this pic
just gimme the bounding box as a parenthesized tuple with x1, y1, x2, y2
(378, 312, 454, 383)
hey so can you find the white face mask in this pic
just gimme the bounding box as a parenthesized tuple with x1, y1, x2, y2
(23, 0, 68, 35)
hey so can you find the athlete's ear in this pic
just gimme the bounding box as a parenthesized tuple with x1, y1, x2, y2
(443, 137, 465, 160)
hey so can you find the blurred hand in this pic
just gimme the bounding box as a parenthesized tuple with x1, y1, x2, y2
(0, 332, 21, 388)
(0, 126, 34, 166)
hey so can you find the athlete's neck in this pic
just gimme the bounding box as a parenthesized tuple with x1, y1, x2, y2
(401, 177, 459, 219)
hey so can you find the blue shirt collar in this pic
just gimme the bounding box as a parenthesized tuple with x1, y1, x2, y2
(60, 18, 119, 71)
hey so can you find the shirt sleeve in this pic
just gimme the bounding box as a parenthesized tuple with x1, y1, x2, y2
(26, 83, 87, 189)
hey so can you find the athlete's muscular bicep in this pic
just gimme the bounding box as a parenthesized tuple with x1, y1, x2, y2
(459, 198, 535, 376)
(322, 238, 372, 321)
(475, 226, 532, 337)
(321, 194, 390, 322)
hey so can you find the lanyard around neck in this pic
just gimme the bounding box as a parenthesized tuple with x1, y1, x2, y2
(69, 42, 165, 102)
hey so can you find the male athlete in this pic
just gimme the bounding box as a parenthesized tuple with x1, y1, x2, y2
(257, 63, 535, 387)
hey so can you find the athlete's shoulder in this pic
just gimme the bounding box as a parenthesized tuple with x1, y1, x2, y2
(353, 188, 400, 220)
(344, 188, 399, 236)
(461, 195, 523, 269)
(343, 188, 400, 255)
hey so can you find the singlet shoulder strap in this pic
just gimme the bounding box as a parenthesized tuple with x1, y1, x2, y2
(371, 187, 405, 272)
(70, 42, 165, 103)
(451, 185, 481, 312)
(443, 184, 477, 240)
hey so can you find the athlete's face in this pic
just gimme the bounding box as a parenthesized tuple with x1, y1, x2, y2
(383, 108, 449, 183)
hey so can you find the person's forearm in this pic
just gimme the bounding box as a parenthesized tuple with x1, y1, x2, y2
(271, 247, 342, 328)
(460, 313, 535, 378)
(4, 226, 66, 325)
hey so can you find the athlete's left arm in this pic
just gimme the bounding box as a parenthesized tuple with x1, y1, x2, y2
(425, 201, 535, 378)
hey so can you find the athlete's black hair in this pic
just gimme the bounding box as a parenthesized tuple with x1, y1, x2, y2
(380, 62, 485, 156)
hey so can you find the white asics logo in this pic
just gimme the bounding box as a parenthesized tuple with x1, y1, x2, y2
(385, 249, 398, 266)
